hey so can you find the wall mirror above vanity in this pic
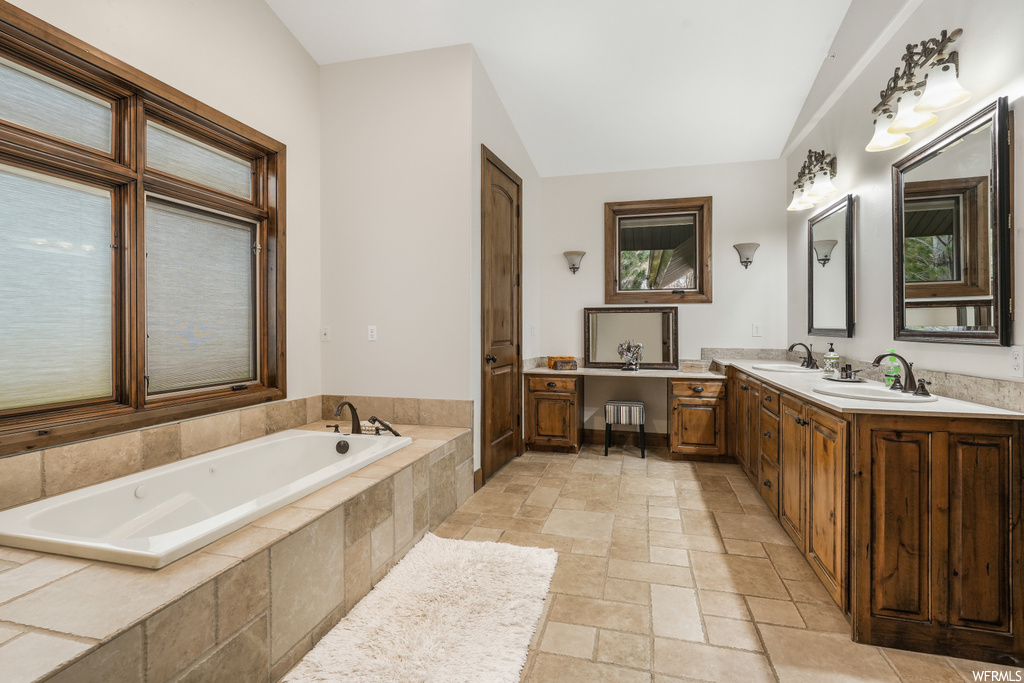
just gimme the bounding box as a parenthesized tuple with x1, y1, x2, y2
(583, 306, 678, 368)
(893, 97, 1013, 345)
(808, 194, 855, 337)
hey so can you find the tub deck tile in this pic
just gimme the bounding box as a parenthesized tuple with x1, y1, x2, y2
(0, 631, 96, 683)
(291, 475, 377, 511)
(204, 525, 287, 561)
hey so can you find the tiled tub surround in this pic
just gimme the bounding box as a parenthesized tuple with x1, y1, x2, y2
(0, 422, 473, 682)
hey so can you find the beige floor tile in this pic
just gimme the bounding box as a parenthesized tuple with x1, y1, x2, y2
(679, 510, 720, 537)
(572, 459, 623, 476)
(648, 495, 678, 508)
(690, 551, 789, 599)
(649, 531, 725, 553)
(539, 622, 596, 659)
(549, 595, 650, 634)
(654, 638, 775, 682)
(571, 539, 611, 556)
(797, 602, 850, 633)
(550, 554, 607, 598)
(585, 499, 620, 514)
(764, 543, 819, 581)
(604, 578, 651, 605)
(759, 624, 901, 682)
(596, 629, 651, 669)
(714, 511, 794, 545)
(476, 514, 545, 533)
(614, 514, 650, 531)
(504, 483, 536, 495)
(553, 497, 588, 511)
(500, 530, 574, 552)
(525, 486, 560, 508)
(723, 539, 767, 557)
(541, 509, 616, 541)
(516, 506, 552, 520)
(882, 648, 962, 682)
(648, 507, 681, 520)
(652, 584, 703, 642)
(746, 597, 806, 627)
(649, 518, 683, 533)
(528, 652, 651, 682)
(621, 477, 676, 498)
(705, 616, 762, 651)
(698, 590, 751, 620)
(678, 490, 745, 513)
(459, 490, 527, 516)
(609, 559, 692, 588)
(785, 578, 834, 604)
(432, 522, 470, 539)
(649, 546, 689, 567)
(462, 526, 504, 543)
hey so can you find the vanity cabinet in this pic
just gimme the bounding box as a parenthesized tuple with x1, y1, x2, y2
(778, 395, 807, 551)
(852, 414, 1023, 665)
(525, 376, 583, 453)
(669, 379, 725, 457)
(728, 372, 760, 476)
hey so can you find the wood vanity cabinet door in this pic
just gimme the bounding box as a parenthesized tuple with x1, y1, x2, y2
(670, 397, 724, 456)
(525, 377, 582, 452)
(744, 382, 761, 477)
(778, 395, 806, 552)
(806, 407, 847, 611)
(729, 373, 750, 473)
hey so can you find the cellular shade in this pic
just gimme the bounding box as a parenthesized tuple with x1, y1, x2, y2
(0, 55, 112, 153)
(146, 121, 253, 199)
(145, 199, 256, 394)
(0, 165, 113, 410)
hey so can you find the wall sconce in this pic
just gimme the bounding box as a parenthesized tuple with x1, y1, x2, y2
(563, 251, 585, 274)
(813, 239, 838, 267)
(866, 28, 971, 152)
(787, 150, 837, 211)
(733, 243, 760, 269)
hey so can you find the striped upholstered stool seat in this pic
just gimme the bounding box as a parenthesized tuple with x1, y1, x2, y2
(604, 400, 645, 459)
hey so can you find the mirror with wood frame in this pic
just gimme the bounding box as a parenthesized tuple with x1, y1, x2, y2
(808, 194, 855, 337)
(584, 307, 678, 369)
(893, 97, 1013, 345)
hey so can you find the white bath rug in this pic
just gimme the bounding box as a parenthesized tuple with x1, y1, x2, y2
(284, 533, 558, 683)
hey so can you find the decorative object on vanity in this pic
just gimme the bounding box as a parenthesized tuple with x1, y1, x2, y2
(617, 339, 644, 371)
(604, 196, 712, 304)
(808, 194, 855, 338)
(563, 250, 585, 274)
(865, 28, 971, 152)
(546, 356, 575, 369)
(584, 306, 678, 369)
(732, 242, 760, 269)
(893, 97, 1012, 346)
(551, 359, 577, 371)
(786, 149, 838, 211)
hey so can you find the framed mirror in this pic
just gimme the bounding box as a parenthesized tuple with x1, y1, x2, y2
(808, 194, 855, 337)
(893, 97, 1012, 345)
(584, 307, 678, 369)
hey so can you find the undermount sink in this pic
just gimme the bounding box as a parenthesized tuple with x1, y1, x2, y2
(813, 384, 938, 403)
(750, 363, 822, 373)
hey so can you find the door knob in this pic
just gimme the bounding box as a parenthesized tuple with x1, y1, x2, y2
(485, 355, 497, 363)
(763, 479, 772, 488)
(763, 431, 771, 438)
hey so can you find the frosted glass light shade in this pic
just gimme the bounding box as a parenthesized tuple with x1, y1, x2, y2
(786, 186, 813, 211)
(916, 63, 971, 113)
(813, 239, 839, 266)
(733, 242, 760, 268)
(563, 250, 585, 273)
(866, 113, 911, 152)
(888, 90, 937, 134)
(805, 170, 838, 202)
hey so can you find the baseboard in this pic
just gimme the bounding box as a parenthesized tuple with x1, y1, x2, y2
(583, 428, 669, 448)
(474, 468, 483, 491)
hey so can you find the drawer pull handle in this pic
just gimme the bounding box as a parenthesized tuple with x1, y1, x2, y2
(763, 479, 772, 488)
(570, 401, 575, 406)
(740, 384, 749, 391)
(547, 382, 557, 388)
(763, 430, 771, 438)
(764, 395, 772, 402)
(795, 417, 809, 426)
(692, 386, 704, 393)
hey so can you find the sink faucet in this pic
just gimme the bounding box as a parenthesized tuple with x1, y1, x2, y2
(332, 401, 362, 434)
(787, 342, 819, 369)
(871, 352, 916, 393)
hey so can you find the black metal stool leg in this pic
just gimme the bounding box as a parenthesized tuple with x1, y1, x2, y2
(640, 422, 646, 459)
(604, 423, 611, 456)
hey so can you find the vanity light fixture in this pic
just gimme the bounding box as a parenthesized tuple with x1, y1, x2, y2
(813, 239, 838, 267)
(733, 242, 760, 269)
(563, 250, 585, 274)
(787, 149, 837, 211)
(865, 28, 971, 152)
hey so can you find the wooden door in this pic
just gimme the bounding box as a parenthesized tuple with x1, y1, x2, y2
(481, 146, 522, 480)
(778, 395, 806, 551)
(806, 407, 846, 610)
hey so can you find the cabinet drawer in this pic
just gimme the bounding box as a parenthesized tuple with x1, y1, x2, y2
(761, 385, 781, 414)
(528, 377, 578, 393)
(759, 455, 780, 515)
(670, 379, 725, 398)
(760, 408, 779, 463)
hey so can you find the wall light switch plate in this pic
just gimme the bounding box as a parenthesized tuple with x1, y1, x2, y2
(368, 325, 377, 341)
(1011, 346, 1023, 377)
(752, 323, 763, 338)
(320, 327, 330, 342)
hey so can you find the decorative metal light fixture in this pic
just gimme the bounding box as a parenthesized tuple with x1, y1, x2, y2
(733, 242, 760, 269)
(563, 250, 585, 274)
(813, 239, 838, 267)
(787, 150, 837, 211)
(865, 28, 971, 153)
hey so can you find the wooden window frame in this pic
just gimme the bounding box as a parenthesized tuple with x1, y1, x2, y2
(604, 196, 713, 304)
(0, 5, 286, 457)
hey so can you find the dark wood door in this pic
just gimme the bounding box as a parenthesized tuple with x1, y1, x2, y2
(779, 395, 806, 551)
(481, 146, 522, 480)
(806, 407, 846, 610)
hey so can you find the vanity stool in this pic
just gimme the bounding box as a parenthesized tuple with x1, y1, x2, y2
(604, 400, 645, 458)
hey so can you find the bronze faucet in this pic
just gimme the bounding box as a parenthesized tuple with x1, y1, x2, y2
(871, 352, 917, 393)
(332, 401, 362, 434)
(787, 342, 818, 369)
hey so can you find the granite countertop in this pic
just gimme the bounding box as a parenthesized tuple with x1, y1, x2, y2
(717, 359, 1024, 420)
(525, 366, 723, 380)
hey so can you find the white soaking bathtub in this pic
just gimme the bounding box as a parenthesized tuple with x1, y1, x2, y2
(0, 429, 412, 568)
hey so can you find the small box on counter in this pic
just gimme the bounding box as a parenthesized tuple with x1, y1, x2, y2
(551, 359, 578, 371)
(547, 356, 575, 369)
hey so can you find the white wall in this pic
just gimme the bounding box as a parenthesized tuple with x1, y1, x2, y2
(10, 0, 325, 398)
(536, 160, 788, 431)
(786, 0, 1024, 381)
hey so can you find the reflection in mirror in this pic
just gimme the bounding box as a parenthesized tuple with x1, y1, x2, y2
(584, 307, 678, 369)
(808, 195, 855, 337)
(894, 97, 1012, 345)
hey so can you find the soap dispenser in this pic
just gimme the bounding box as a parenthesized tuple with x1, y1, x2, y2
(883, 348, 900, 387)
(823, 343, 840, 378)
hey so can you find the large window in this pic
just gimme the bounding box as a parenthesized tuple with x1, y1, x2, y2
(0, 6, 285, 456)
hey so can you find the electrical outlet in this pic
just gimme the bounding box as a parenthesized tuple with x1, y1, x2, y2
(320, 327, 330, 343)
(368, 325, 377, 342)
(751, 323, 763, 337)
(531, 323, 537, 337)
(1011, 346, 1023, 378)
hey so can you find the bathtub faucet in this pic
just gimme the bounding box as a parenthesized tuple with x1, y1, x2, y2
(368, 416, 401, 437)
(332, 401, 362, 434)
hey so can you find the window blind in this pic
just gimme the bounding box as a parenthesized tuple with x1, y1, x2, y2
(146, 121, 253, 200)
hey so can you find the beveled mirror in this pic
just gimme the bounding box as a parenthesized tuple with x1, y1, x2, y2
(808, 194, 855, 337)
(894, 97, 1012, 345)
(584, 307, 678, 369)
